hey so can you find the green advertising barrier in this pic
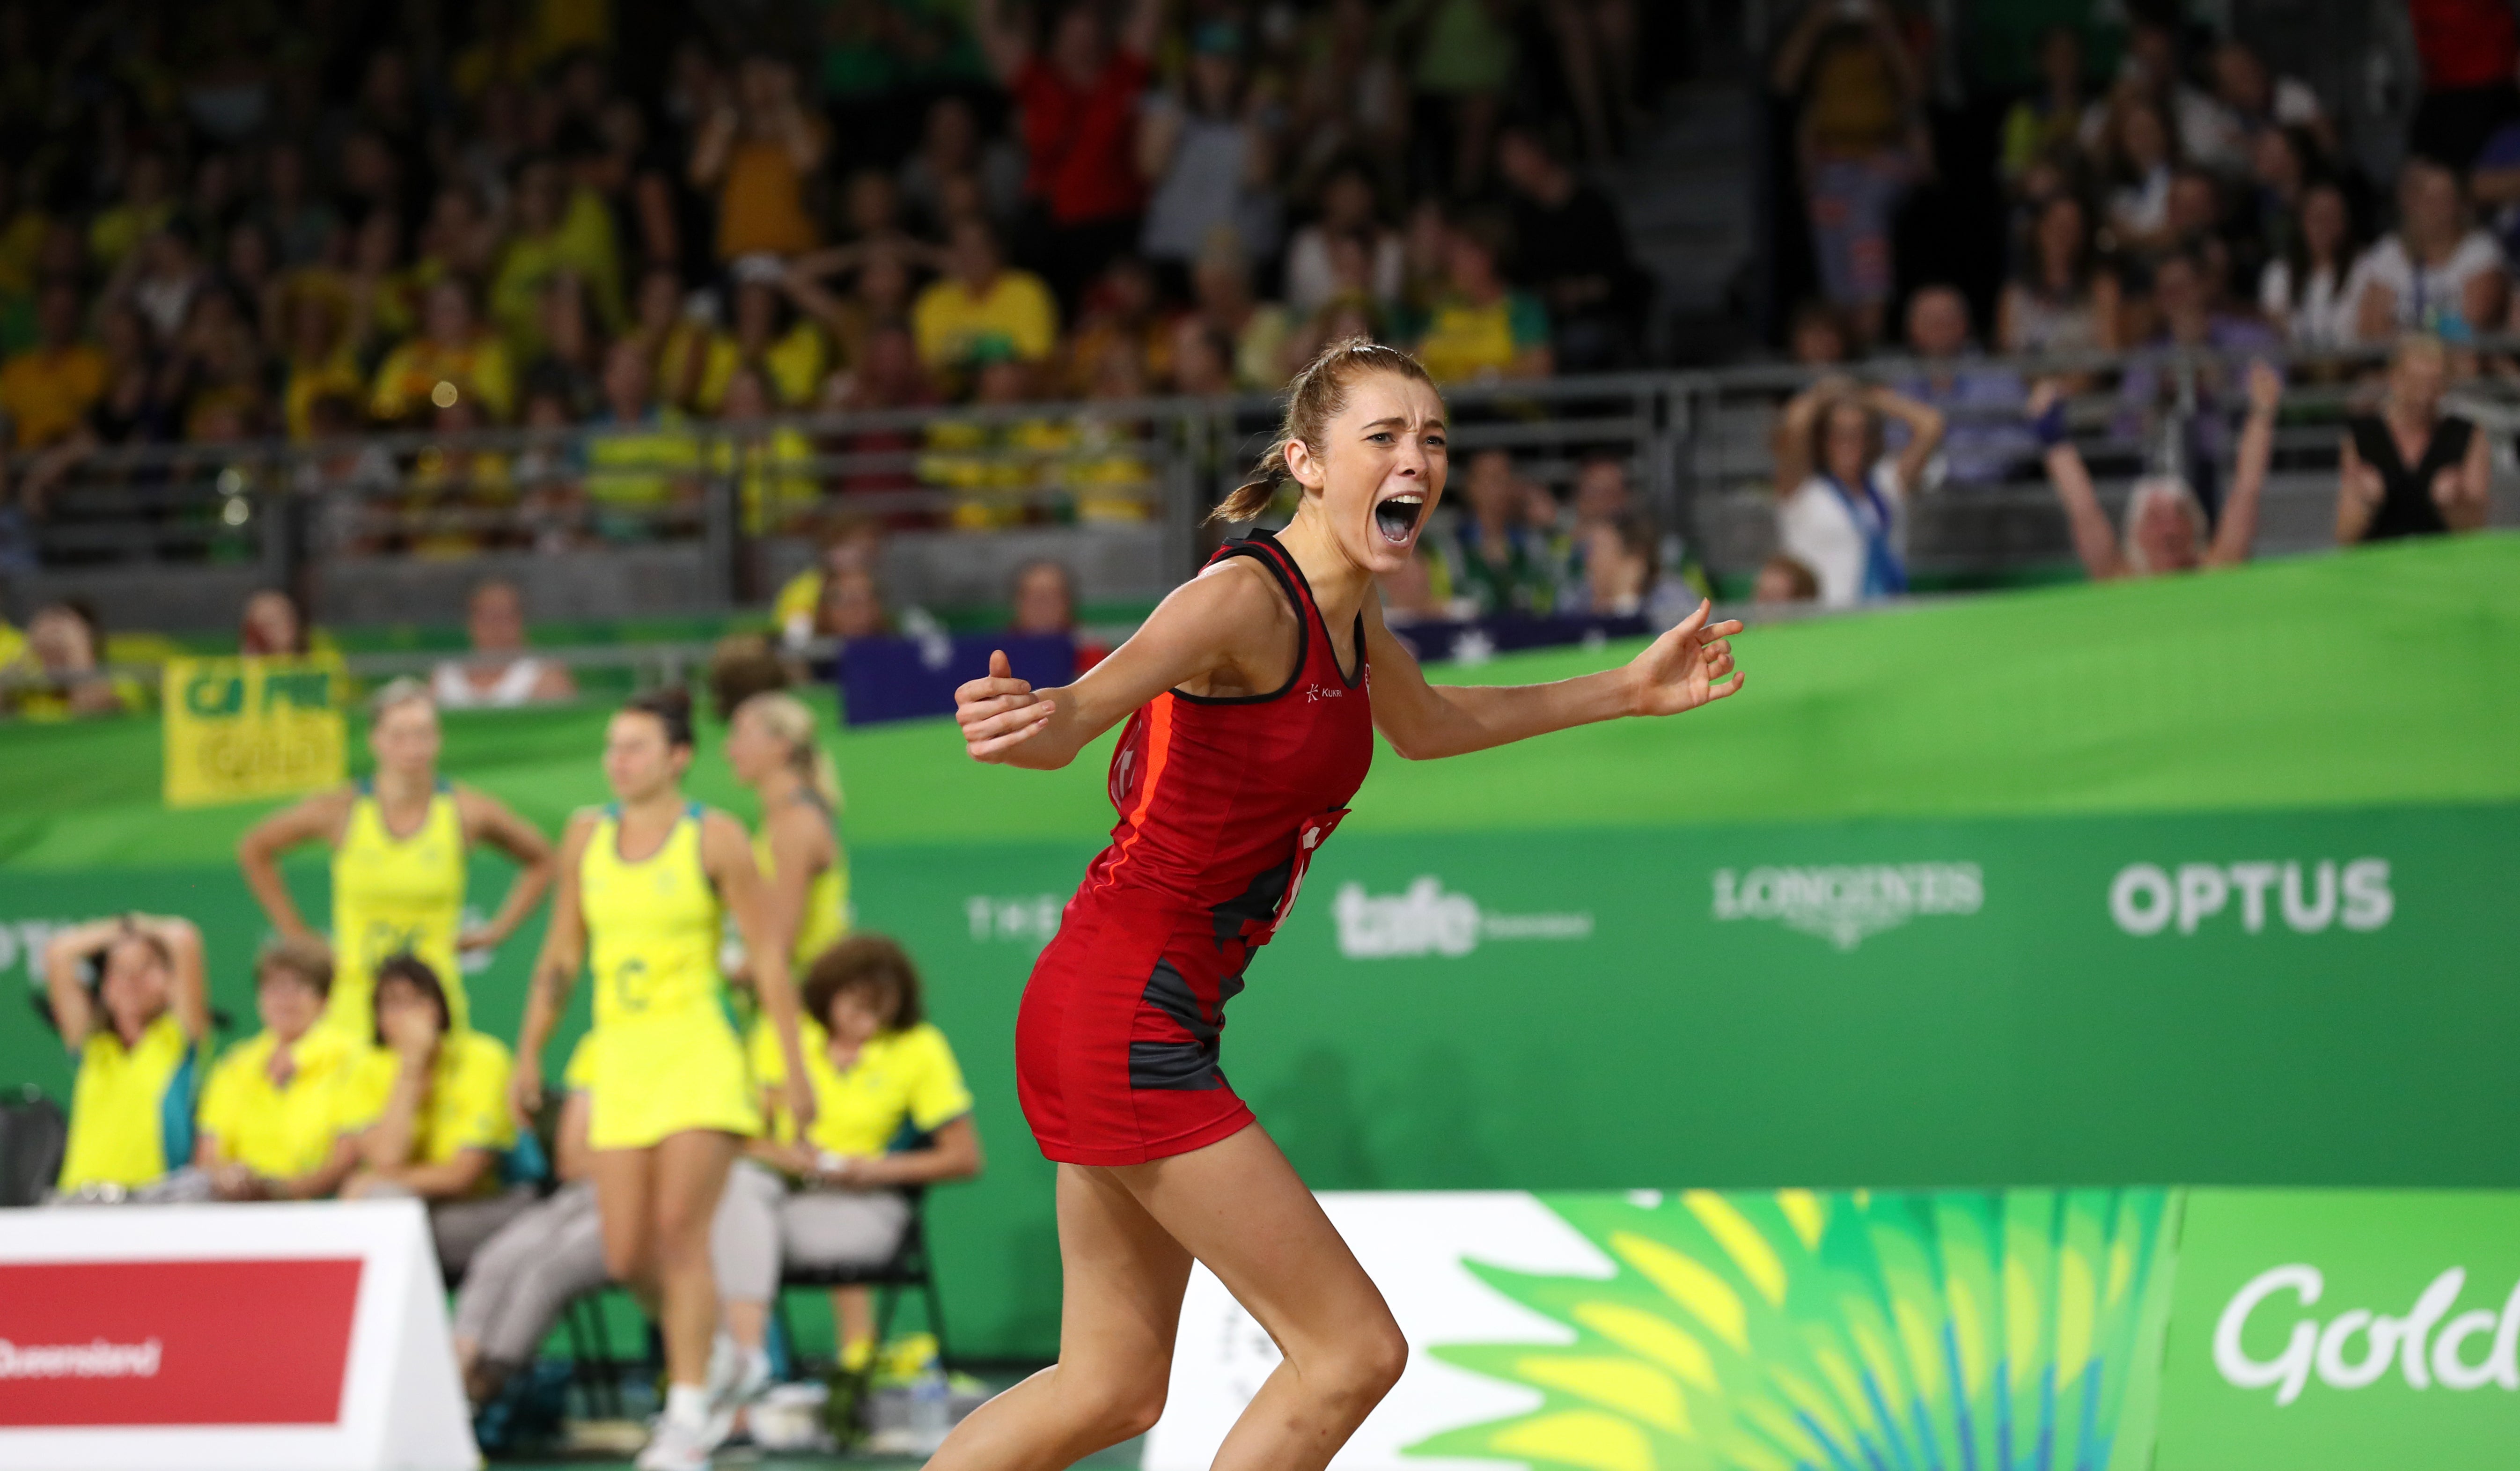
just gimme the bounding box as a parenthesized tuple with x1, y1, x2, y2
(4, 536, 2517, 1362)
(9, 803, 2517, 1365)
(2158, 1189, 2520, 1468)
(1168, 1185, 2520, 1470)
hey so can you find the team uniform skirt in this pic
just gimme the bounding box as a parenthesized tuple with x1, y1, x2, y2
(587, 1004, 761, 1151)
(1016, 895, 1258, 1167)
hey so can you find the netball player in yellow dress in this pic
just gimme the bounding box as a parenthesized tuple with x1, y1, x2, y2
(509, 691, 814, 1471)
(724, 691, 848, 976)
(238, 678, 554, 1038)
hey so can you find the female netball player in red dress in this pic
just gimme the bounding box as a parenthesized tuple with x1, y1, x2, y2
(939, 340, 1744, 1471)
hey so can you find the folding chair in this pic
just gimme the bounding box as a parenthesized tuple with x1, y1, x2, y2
(771, 1187, 950, 1373)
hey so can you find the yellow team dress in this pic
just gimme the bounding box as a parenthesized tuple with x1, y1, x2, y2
(328, 779, 470, 1039)
(580, 802, 760, 1150)
(197, 1026, 363, 1183)
(756, 793, 850, 976)
(750, 1018, 972, 1161)
(742, 795, 849, 1076)
(58, 1015, 199, 1192)
(338, 1030, 518, 1195)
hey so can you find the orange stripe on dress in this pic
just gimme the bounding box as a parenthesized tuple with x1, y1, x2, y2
(1098, 693, 1175, 884)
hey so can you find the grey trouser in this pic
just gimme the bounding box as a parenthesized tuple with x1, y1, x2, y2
(714, 1158, 912, 1304)
(364, 1180, 539, 1279)
(451, 1182, 610, 1363)
(451, 1170, 791, 1363)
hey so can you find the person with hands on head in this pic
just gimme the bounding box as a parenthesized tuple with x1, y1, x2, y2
(45, 913, 211, 1198)
(508, 689, 815, 1471)
(931, 338, 1741, 1471)
(236, 678, 555, 1041)
(2031, 360, 2280, 581)
(718, 933, 983, 1377)
(1773, 377, 1945, 608)
(2336, 333, 2492, 544)
(339, 955, 531, 1271)
(195, 938, 364, 1202)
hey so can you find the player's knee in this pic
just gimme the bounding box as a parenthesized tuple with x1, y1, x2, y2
(1358, 1319, 1411, 1397)
(1072, 1375, 1167, 1444)
(1319, 1318, 1409, 1412)
(601, 1234, 649, 1284)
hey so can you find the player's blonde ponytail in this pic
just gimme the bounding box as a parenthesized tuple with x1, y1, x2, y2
(1210, 338, 1441, 525)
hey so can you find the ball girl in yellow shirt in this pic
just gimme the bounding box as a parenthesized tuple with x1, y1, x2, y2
(510, 690, 815, 1471)
(42, 914, 211, 1197)
(238, 677, 557, 1040)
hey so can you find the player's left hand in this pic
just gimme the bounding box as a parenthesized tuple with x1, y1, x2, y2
(1626, 599, 1745, 717)
(955, 649, 1056, 762)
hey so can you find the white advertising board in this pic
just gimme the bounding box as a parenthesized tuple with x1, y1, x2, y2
(0, 1199, 476, 1470)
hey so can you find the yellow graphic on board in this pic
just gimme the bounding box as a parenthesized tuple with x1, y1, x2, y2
(162, 655, 348, 808)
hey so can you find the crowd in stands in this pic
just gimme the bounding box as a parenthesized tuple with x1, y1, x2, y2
(0, 0, 1655, 553)
(1775, 0, 2520, 363)
(33, 671, 978, 1451)
(1, 0, 2512, 710)
(1761, 0, 2513, 606)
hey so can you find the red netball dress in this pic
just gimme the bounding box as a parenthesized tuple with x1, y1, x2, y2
(1015, 530, 1374, 1164)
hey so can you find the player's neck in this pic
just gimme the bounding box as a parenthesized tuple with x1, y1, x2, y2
(374, 768, 434, 807)
(1272, 512, 1372, 633)
(621, 787, 685, 827)
(754, 765, 802, 809)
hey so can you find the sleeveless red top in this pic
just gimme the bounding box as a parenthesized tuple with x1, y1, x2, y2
(1079, 530, 1374, 941)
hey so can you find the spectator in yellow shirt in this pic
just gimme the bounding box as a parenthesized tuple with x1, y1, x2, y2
(695, 278, 829, 411)
(371, 278, 517, 425)
(584, 338, 700, 541)
(488, 156, 624, 359)
(44, 913, 210, 1197)
(340, 956, 534, 1275)
(1411, 211, 1555, 384)
(912, 219, 1058, 374)
(691, 56, 828, 263)
(719, 933, 981, 1372)
(86, 153, 176, 270)
(3, 600, 147, 720)
(196, 938, 363, 1201)
(714, 364, 821, 534)
(278, 286, 367, 441)
(0, 281, 110, 448)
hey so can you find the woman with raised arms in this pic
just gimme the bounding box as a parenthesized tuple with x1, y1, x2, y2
(934, 338, 1745, 1471)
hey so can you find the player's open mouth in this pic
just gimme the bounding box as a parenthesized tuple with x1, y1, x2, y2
(1373, 492, 1426, 544)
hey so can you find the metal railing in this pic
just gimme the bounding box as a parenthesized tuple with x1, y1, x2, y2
(4, 336, 2503, 618)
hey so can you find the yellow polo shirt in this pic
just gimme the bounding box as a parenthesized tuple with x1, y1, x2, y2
(0, 343, 110, 448)
(197, 1028, 365, 1183)
(911, 270, 1057, 368)
(339, 1030, 517, 1191)
(750, 1018, 971, 1159)
(58, 1015, 198, 1192)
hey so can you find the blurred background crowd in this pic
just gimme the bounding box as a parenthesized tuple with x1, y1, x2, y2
(0, 0, 2514, 721)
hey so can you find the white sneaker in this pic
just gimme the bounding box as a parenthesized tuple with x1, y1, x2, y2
(633, 1413, 713, 1471)
(700, 1337, 770, 1450)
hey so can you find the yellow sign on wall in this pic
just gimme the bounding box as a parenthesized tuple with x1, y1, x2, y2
(162, 655, 349, 808)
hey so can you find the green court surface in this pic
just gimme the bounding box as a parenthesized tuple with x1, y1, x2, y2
(4, 533, 2515, 875)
